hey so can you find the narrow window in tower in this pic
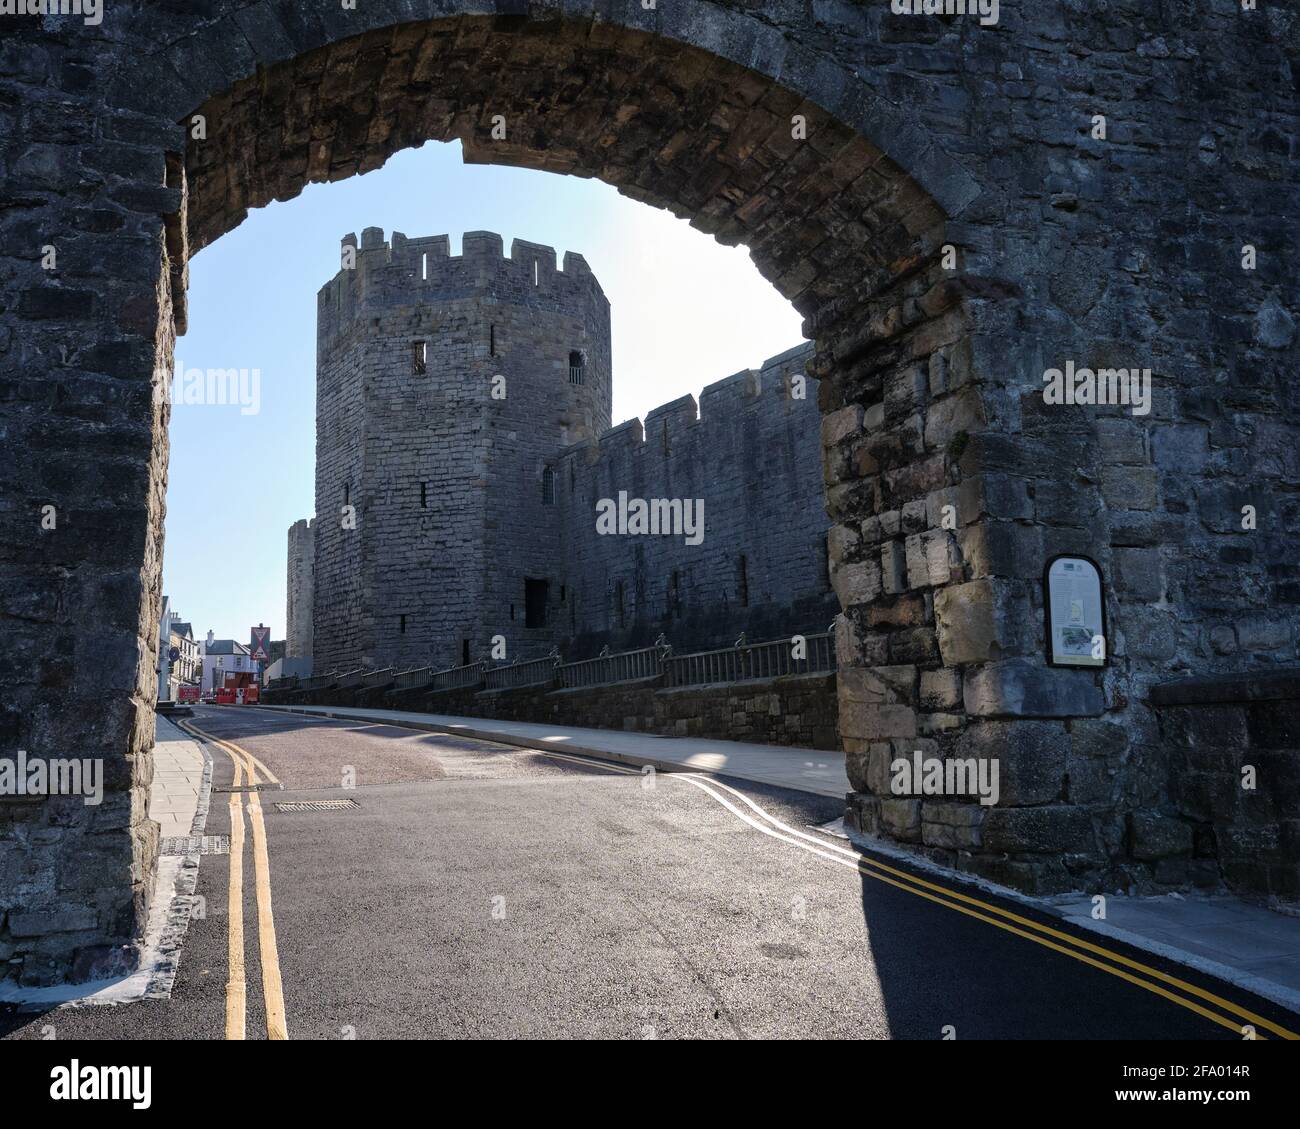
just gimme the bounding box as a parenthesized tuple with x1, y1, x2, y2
(421, 252, 428, 280)
(670, 571, 681, 618)
(569, 461, 575, 491)
(525, 578, 548, 628)
(533, 260, 539, 287)
(661, 419, 670, 456)
(420, 482, 428, 509)
(559, 584, 566, 604)
(489, 324, 496, 357)
(399, 614, 407, 634)
(343, 483, 350, 506)
(462, 639, 470, 666)
(615, 580, 625, 629)
(568, 350, 585, 386)
(510, 604, 515, 621)
(412, 340, 427, 375)
(541, 466, 555, 506)
(737, 554, 749, 607)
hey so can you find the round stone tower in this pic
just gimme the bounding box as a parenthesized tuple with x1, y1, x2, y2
(313, 227, 612, 672)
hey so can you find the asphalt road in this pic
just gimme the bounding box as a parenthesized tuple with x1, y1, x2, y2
(4, 706, 1297, 1041)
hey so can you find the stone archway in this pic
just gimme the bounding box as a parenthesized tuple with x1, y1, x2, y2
(4, 3, 1296, 984)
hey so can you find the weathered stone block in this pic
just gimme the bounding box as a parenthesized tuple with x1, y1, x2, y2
(8, 907, 98, 937)
(881, 540, 907, 595)
(981, 807, 1096, 855)
(880, 798, 922, 842)
(963, 660, 1104, 718)
(1113, 547, 1164, 603)
(922, 801, 985, 849)
(821, 403, 862, 447)
(838, 702, 917, 741)
(1101, 467, 1159, 511)
(919, 668, 962, 710)
(934, 579, 1036, 666)
(1128, 812, 1194, 861)
(956, 720, 1068, 806)
(831, 560, 882, 608)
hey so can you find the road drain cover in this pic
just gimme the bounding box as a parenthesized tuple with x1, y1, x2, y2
(274, 799, 359, 812)
(160, 835, 230, 856)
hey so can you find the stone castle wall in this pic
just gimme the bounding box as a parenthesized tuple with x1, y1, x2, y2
(312, 227, 611, 673)
(305, 230, 834, 673)
(555, 344, 837, 656)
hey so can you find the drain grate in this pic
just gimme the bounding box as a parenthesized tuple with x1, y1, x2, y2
(274, 798, 359, 813)
(160, 835, 229, 856)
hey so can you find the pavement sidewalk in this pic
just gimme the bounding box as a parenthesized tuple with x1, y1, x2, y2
(258, 703, 849, 796)
(260, 702, 1300, 1014)
(150, 717, 208, 840)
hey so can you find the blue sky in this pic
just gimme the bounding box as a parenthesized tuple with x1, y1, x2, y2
(163, 141, 805, 645)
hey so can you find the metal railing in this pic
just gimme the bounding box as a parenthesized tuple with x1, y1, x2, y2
(393, 666, 433, 691)
(568, 364, 585, 385)
(280, 628, 836, 699)
(664, 629, 836, 688)
(335, 667, 366, 690)
(298, 671, 339, 692)
(483, 652, 560, 691)
(429, 660, 487, 692)
(559, 639, 668, 689)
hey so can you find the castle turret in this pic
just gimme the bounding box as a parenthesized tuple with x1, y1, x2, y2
(312, 229, 611, 671)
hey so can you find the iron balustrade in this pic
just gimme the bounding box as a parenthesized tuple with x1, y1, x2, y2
(483, 654, 560, 690)
(558, 645, 664, 689)
(281, 630, 834, 699)
(393, 666, 433, 691)
(335, 668, 366, 690)
(664, 631, 836, 687)
(429, 660, 487, 692)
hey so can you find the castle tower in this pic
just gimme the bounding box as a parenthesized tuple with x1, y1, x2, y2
(312, 228, 611, 672)
(285, 517, 314, 659)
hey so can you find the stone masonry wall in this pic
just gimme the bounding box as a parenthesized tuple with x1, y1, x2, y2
(555, 342, 837, 657)
(312, 226, 611, 673)
(1151, 670, 1300, 900)
(273, 670, 838, 751)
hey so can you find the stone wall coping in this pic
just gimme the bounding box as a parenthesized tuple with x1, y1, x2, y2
(1150, 668, 1300, 708)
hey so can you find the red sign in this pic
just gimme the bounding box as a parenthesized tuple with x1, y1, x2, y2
(250, 624, 271, 662)
(177, 686, 200, 703)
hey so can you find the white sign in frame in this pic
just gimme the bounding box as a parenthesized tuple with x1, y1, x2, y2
(1044, 555, 1107, 668)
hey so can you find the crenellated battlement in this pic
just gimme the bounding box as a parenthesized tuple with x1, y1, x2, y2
(318, 227, 605, 343)
(557, 342, 816, 472)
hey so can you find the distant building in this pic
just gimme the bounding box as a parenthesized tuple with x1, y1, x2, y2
(201, 631, 256, 691)
(170, 618, 201, 690)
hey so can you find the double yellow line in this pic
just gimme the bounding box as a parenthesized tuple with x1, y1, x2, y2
(533, 748, 1298, 1040)
(179, 719, 288, 1041)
